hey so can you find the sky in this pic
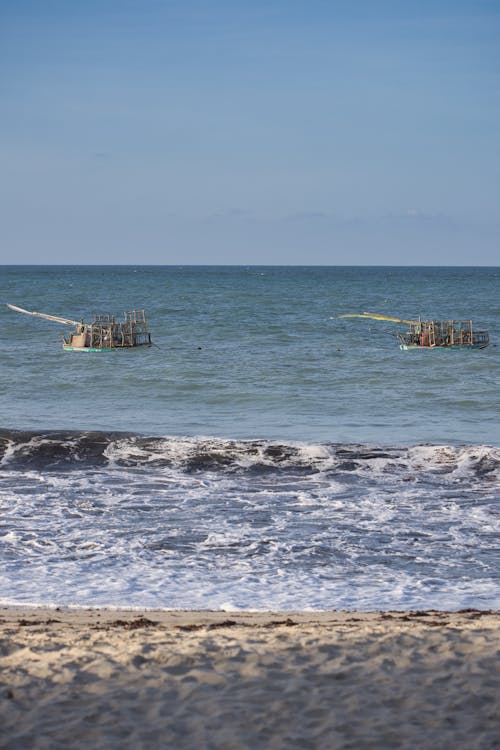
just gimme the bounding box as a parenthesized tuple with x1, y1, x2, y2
(1, 0, 499, 265)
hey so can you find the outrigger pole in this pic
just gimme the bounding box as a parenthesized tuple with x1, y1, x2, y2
(6, 304, 81, 327)
(339, 312, 419, 325)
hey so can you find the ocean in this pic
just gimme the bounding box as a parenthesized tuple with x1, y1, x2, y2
(0, 265, 499, 610)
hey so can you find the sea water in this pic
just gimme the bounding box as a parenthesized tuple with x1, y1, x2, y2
(0, 265, 498, 610)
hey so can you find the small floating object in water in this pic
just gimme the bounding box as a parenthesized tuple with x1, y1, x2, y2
(7, 304, 153, 352)
(339, 312, 489, 350)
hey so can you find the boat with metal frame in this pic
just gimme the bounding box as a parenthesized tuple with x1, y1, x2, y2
(7, 304, 152, 352)
(340, 312, 489, 350)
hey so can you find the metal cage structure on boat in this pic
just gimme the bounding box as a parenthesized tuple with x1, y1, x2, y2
(6, 304, 153, 352)
(63, 310, 152, 351)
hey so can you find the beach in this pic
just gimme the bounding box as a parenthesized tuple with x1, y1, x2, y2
(1, 267, 499, 747)
(1, 607, 499, 749)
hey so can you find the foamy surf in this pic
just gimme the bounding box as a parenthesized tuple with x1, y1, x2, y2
(0, 429, 498, 611)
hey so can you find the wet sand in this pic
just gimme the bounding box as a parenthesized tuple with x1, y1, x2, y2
(0, 607, 499, 749)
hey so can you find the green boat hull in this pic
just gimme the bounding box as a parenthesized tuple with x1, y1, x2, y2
(63, 345, 117, 352)
(62, 344, 152, 352)
(400, 344, 487, 351)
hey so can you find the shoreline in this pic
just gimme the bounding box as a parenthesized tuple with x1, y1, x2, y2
(1, 606, 499, 748)
(1, 602, 499, 622)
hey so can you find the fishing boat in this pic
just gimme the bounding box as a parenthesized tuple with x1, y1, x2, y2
(340, 313, 489, 350)
(7, 304, 152, 352)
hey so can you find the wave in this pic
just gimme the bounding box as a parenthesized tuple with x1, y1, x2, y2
(0, 429, 499, 481)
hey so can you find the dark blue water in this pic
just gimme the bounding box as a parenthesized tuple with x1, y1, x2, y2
(1, 265, 499, 443)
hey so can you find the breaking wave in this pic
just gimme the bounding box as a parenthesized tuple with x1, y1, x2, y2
(1, 429, 499, 611)
(0, 429, 498, 483)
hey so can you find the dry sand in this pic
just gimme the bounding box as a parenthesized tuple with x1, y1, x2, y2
(0, 607, 499, 750)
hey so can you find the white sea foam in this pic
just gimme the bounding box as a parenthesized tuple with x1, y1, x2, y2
(0, 433, 498, 611)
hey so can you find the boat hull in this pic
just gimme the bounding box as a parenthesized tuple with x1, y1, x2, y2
(400, 344, 488, 351)
(62, 344, 151, 353)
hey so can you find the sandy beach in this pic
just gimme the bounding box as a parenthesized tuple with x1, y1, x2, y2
(0, 607, 498, 749)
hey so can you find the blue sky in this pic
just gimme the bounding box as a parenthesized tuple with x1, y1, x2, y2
(1, 0, 499, 264)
